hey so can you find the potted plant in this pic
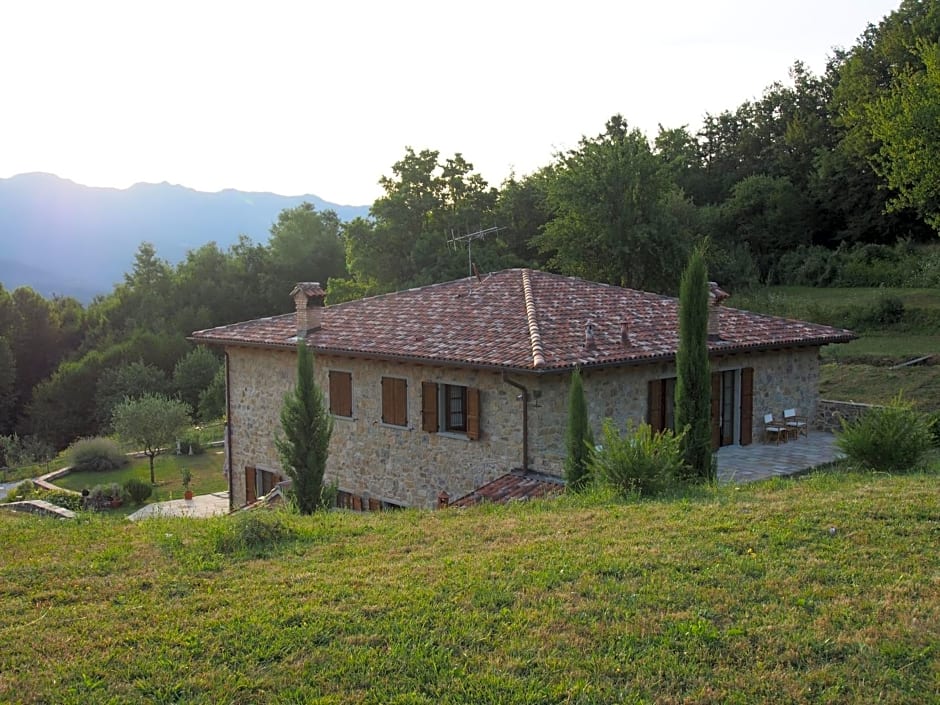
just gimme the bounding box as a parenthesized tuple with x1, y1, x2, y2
(181, 467, 193, 500)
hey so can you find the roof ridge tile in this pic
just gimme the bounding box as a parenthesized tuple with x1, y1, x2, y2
(521, 269, 546, 368)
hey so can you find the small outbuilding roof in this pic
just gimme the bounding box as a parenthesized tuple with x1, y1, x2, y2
(191, 269, 855, 373)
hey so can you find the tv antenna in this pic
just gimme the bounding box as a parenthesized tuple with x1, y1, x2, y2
(446, 226, 502, 278)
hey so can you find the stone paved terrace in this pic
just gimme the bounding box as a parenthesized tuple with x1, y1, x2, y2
(717, 432, 843, 484)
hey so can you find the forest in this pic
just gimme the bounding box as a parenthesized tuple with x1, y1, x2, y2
(1, 0, 939, 460)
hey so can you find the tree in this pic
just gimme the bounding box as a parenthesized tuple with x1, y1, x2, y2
(0, 337, 16, 435)
(260, 204, 347, 312)
(95, 361, 170, 429)
(275, 343, 332, 514)
(537, 115, 693, 293)
(173, 346, 221, 420)
(112, 394, 191, 484)
(867, 40, 940, 229)
(197, 366, 226, 422)
(564, 368, 593, 491)
(674, 243, 713, 482)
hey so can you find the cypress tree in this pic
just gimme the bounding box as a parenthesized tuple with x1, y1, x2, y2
(564, 367, 594, 490)
(675, 243, 714, 482)
(275, 343, 333, 513)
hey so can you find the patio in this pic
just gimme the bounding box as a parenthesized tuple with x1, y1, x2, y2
(716, 432, 843, 484)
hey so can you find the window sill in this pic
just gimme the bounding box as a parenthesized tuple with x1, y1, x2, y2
(436, 431, 469, 441)
(379, 422, 410, 431)
(332, 415, 356, 422)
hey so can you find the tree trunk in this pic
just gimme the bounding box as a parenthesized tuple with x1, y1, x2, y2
(149, 453, 156, 484)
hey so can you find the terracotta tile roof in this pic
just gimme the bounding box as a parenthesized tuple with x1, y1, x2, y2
(450, 470, 566, 508)
(191, 269, 855, 372)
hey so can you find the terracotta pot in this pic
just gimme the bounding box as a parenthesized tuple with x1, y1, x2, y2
(184, 490, 193, 500)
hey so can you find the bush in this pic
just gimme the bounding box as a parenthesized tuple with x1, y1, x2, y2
(86, 483, 126, 510)
(868, 295, 905, 326)
(3, 480, 39, 502)
(925, 411, 940, 448)
(589, 420, 689, 497)
(210, 510, 296, 557)
(42, 490, 82, 511)
(176, 431, 204, 456)
(68, 437, 128, 473)
(836, 396, 932, 473)
(124, 477, 153, 506)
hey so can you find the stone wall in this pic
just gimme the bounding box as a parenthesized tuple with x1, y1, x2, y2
(814, 399, 878, 432)
(226, 345, 822, 509)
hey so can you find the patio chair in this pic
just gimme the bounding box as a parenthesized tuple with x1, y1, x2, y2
(763, 413, 789, 445)
(783, 408, 808, 439)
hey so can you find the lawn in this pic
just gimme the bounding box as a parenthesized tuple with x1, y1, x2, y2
(54, 450, 228, 503)
(0, 469, 937, 704)
(729, 286, 940, 409)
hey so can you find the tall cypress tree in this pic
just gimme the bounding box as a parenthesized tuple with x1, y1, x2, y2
(675, 243, 714, 482)
(275, 343, 333, 513)
(564, 367, 594, 490)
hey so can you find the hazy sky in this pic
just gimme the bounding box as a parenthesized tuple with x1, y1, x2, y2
(2, 0, 900, 205)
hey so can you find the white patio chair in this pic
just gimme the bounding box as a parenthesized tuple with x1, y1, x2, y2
(783, 408, 808, 439)
(763, 413, 788, 444)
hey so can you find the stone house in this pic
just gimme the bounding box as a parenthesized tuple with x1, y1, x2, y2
(191, 269, 854, 510)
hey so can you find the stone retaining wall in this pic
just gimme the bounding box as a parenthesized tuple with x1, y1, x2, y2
(1, 500, 76, 519)
(814, 399, 880, 432)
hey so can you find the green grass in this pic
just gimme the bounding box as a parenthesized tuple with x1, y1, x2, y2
(821, 363, 940, 412)
(0, 470, 938, 704)
(729, 286, 940, 313)
(730, 285, 940, 409)
(54, 451, 227, 503)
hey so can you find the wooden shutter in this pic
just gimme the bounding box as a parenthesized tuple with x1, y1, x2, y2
(422, 382, 439, 432)
(382, 377, 406, 426)
(648, 379, 664, 432)
(245, 466, 257, 504)
(466, 387, 481, 440)
(329, 371, 352, 417)
(710, 372, 721, 450)
(740, 367, 754, 446)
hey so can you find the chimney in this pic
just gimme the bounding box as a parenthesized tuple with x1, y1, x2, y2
(707, 282, 729, 341)
(584, 321, 597, 351)
(620, 319, 630, 347)
(290, 282, 326, 338)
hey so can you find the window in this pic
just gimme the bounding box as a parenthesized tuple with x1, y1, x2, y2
(444, 384, 467, 432)
(245, 466, 278, 504)
(421, 381, 480, 439)
(381, 376, 407, 426)
(329, 370, 352, 417)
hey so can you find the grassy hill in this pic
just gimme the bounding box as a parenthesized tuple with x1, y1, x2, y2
(1, 469, 937, 704)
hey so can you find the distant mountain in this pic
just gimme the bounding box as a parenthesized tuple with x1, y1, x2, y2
(0, 173, 370, 302)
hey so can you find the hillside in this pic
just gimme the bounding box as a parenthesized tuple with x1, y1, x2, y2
(1, 470, 937, 704)
(0, 173, 369, 301)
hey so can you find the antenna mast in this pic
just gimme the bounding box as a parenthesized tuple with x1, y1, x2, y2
(446, 226, 502, 277)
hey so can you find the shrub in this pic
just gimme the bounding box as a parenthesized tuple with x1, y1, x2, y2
(868, 295, 905, 326)
(68, 437, 128, 473)
(836, 396, 932, 473)
(124, 477, 153, 506)
(210, 510, 296, 557)
(589, 420, 689, 497)
(4, 480, 39, 502)
(176, 431, 204, 456)
(42, 490, 82, 511)
(924, 411, 940, 448)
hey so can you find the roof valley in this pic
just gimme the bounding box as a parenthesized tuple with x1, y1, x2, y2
(521, 269, 546, 368)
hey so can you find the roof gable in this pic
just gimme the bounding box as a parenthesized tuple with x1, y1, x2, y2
(191, 269, 855, 372)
